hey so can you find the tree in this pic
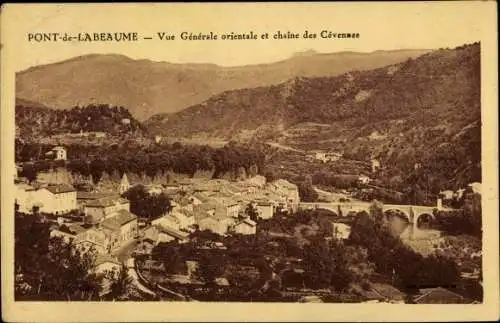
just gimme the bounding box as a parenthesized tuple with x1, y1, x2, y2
(152, 242, 185, 274)
(122, 185, 172, 222)
(298, 182, 318, 202)
(89, 158, 105, 185)
(244, 203, 260, 222)
(302, 238, 353, 292)
(105, 265, 133, 301)
(20, 164, 38, 183)
(347, 210, 461, 291)
(194, 253, 224, 286)
(15, 214, 102, 300)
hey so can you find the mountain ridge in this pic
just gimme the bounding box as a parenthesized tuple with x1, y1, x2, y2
(16, 49, 430, 120)
(146, 42, 481, 190)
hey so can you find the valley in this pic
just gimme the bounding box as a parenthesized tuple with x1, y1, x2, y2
(13, 42, 482, 304)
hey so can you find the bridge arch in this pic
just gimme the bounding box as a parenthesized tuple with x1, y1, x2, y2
(414, 212, 436, 229)
(383, 208, 411, 223)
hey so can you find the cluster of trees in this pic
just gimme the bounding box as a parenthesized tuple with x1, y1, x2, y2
(15, 103, 145, 138)
(16, 139, 266, 184)
(311, 172, 360, 190)
(63, 142, 264, 183)
(144, 235, 276, 301)
(122, 185, 172, 223)
(15, 211, 150, 301)
(15, 213, 102, 300)
(347, 203, 461, 293)
(297, 176, 319, 202)
(433, 191, 481, 237)
(300, 237, 374, 292)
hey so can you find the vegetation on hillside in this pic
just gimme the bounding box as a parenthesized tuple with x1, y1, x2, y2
(17, 50, 428, 120)
(15, 102, 145, 138)
(16, 140, 266, 183)
(148, 43, 480, 195)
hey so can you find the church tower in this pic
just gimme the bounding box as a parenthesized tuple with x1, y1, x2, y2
(119, 173, 130, 195)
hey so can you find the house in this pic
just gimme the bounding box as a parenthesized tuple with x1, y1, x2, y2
(358, 174, 371, 185)
(439, 190, 455, 200)
(192, 192, 211, 204)
(100, 210, 138, 248)
(174, 196, 194, 212)
(413, 287, 473, 304)
(194, 203, 217, 221)
(22, 183, 77, 215)
(308, 150, 327, 162)
(154, 135, 162, 144)
(215, 200, 240, 219)
(15, 182, 39, 213)
(84, 197, 130, 224)
(255, 201, 274, 219)
(369, 283, 405, 304)
(158, 225, 190, 244)
(121, 118, 131, 125)
(233, 218, 257, 235)
(467, 182, 482, 195)
(76, 192, 117, 211)
(271, 179, 300, 212)
(74, 227, 108, 254)
(198, 214, 232, 236)
(152, 214, 181, 230)
(94, 132, 106, 138)
(307, 150, 343, 163)
(144, 225, 189, 244)
(118, 173, 130, 195)
(45, 146, 67, 161)
(100, 209, 138, 251)
(173, 209, 195, 229)
(215, 277, 230, 287)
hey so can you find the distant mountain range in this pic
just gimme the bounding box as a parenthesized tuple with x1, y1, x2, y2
(146, 43, 481, 189)
(15, 49, 430, 121)
(15, 43, 481, 189)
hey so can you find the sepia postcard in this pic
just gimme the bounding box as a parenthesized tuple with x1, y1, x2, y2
(1, 2, 498, 322)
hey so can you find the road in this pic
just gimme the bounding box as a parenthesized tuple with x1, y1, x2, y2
(125, 258, 156, 296)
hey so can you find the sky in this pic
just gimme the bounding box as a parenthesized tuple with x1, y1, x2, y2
(2, 3, 496, 71)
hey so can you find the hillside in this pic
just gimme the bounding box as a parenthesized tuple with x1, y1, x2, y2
(147, 43, 481, 191)
(15, 50, 429, 121)
(15, 101, 146, 139)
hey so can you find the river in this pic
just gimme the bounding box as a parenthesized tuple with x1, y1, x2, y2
(387, 217, 443, 256)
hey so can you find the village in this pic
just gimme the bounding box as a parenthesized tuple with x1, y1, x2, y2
(13, 144, 482, 303)
(14, 145, 311, 298)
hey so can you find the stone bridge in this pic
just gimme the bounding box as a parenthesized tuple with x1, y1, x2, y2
(298, 200, 453, 231)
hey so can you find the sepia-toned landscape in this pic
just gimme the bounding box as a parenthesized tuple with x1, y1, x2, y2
(14, 42, 482, 304)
